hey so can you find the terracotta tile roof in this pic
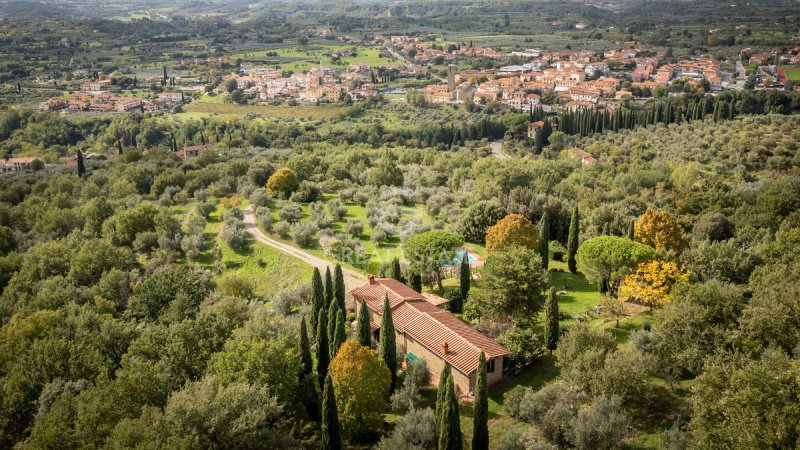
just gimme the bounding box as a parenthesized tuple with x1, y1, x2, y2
(421, 293, 450, 307)
(351, 277, 509, 376)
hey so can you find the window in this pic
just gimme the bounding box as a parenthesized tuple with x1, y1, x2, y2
(486, 359, 495, 373)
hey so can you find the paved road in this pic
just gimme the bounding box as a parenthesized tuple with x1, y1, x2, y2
(490, 140, 508, 159)
(243, 206, 366, 305)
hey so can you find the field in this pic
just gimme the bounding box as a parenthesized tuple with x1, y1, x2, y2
(233, 45, 399, 73)
(195, 201, 313, 296)
(784, 68, 800, 82)
(178, 95, 354, 119)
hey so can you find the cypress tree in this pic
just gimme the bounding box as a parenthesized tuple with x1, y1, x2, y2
(324, 267, 334, 308)
(459, 251, 470, 301)
(117, 140, 123, 156)
(544, 287, 559, 355)
(327, 301, 340, 358)
(539, 211, 550, 270)
(379, 294, 397, 393)
(321, 375, 342, 450)
(333, 264, 345, 312)
(334, 310, 346, 353)
(316, 308, 329, 388)
(163, 65, 168, 82)
(438, 374, 461, 450)
(390, 257, 403, 283)
(300, 317, 313, 375)
(472, 353, 489, 450)
(627, 219, 636, 240)
(435, 365, 452, 436)
(411, 273, 422, 293)
(311, 268, 324, 333)
(76, 150, 86, 178)
(567, 206, 579, 273)
(357, 301, 371, 347)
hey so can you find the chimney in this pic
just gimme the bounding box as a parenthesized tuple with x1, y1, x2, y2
(441, 340, 449, 355)
(368, 275, 376, 285)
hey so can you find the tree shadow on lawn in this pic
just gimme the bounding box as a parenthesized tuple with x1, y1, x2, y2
(487, 354, 561, 417)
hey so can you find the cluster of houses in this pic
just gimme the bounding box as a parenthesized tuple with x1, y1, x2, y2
(38, 89, 185, 114)
(222, 63, 424, 103)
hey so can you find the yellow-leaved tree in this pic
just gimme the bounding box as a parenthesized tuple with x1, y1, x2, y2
(328, 340, 390, 438)
(485, 214, 539, 255)
(634, 209, 687, 253)
(618, 260, 689, 309)
(266, 167, 298, 198)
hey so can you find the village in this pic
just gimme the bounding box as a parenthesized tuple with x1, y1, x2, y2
(34, 35, 800, 117)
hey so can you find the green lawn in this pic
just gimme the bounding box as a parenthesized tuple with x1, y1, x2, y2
(784, 68, 800, 82)
(264, 194, 437, 271)
(179, 100, 353, 120)
(197, 201, 313, 296)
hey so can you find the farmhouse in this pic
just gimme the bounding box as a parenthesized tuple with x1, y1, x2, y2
(176, 144, 213, 158)
(350, 276, 510, 396)
(1, 157, 40, 174)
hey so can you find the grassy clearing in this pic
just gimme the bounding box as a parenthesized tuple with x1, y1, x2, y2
(265, 194, 435, 269)
(179, 101, 353, 119)
(196, 202, 313, 296)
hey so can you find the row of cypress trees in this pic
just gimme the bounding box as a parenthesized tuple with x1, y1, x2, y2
(554, 95, 750, 138)
(434, 353, 491, 449)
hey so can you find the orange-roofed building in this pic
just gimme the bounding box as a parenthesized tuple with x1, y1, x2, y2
(350, 276, 510, 396)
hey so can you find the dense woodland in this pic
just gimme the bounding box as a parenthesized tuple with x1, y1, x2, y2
(1, 0, 800, 448)
(0, 109, 799, 448)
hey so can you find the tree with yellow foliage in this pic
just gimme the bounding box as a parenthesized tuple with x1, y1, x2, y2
(328, 340, 390, 439)
(618, 260, 689, 309)
(266, 167, 298, 198)
(485, 214, 539, 255)
(634, 209, 687, 254)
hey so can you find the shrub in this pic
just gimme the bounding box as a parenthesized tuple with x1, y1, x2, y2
(344, 219, 364, 238)
(279, 201, 303, 223)
(377, 407, 436, 450)
(220, 216, 247, 249)
(290, 222, 317, 248)
(273, 221, 290, 238)
(254, 206, 273, 231)
(570, 395, 631, 450)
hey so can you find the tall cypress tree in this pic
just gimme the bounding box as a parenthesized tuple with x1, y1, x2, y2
(435, 365, 452, 437)
(567, 206, 579, 273)
(411, 273, 422, 293)
(117, 140, 123, 156)
(544, 287, 560, 355)
(459, 251, 471, 301)
(379, 294, 397, 393)
(539, 211, 550, 270)
(327, 301, 340, 358)
(390, 257, 403, 283)
(357, 301, 371, 347)
(321, 375, 341, 450)
(438, 374, 462, 450)
(76, 150, 86, 178)
(311, 268, 324, 333)
(333, 264, 345, 312)
(316, 308, 329, 388)
(300, 317, 313, 375)
(334, 310, 346, 354)
(324, 267, 334, 309)
(472, 353, 489, 450)
(627, 219, 635, 240)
